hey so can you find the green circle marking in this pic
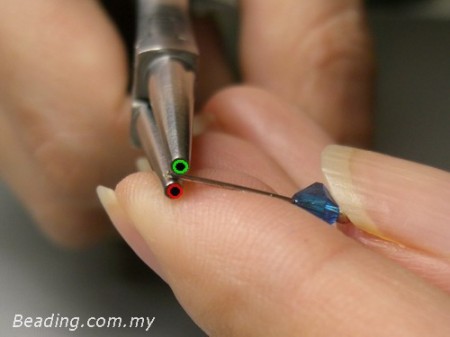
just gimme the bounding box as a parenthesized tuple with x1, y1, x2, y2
(172, 159, 189, 175)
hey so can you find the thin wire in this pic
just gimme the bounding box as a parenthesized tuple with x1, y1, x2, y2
(176, 174, 293, 203)
(175, 174, 350, 224)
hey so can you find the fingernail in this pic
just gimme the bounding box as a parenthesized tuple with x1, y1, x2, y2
(97, 186, 119, 213)
(136, 157, 151, 172)
(96, 186, 165, 279)
(321, 145, 382, 238)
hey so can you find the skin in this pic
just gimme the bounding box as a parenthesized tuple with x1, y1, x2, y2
(104, 87, 450, 337)
(3, 0, 450, 336)
(103, 87, 450, 337)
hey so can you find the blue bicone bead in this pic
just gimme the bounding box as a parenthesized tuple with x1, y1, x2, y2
(291, 183, 340, 224)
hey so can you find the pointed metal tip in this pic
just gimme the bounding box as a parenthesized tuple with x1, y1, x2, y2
(132, 101, 176, 192)
(148, 57, 195, 169)
(171, 158, 190, 175)
(165, 182, 184, 199)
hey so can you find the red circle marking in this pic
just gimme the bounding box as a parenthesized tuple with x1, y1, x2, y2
(166, 183, 183, 199)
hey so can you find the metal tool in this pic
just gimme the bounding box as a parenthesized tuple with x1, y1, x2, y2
(131, 0, 198, 197)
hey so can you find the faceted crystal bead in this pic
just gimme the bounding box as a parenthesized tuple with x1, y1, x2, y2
(291, 183, 340, 224)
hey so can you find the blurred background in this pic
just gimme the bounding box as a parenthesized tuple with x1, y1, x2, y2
(1, 1, 449, 336)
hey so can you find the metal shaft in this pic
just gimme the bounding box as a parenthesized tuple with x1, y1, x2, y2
(133, 101, 176, 190)
(148, 56, 195, 167)
(132, 0, 198, 171)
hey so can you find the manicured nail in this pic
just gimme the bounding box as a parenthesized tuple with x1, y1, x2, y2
(96, 186, 165, 279)
(136, 157, 151, 172)
(321, 145, 382, 238)
(96, 186, 121, 218)
(322, 145, 450, 256)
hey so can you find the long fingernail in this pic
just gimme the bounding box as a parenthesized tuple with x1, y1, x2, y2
(96, 186, 165, 279)
(136, 157, 151, 172)
(321, 145, 382, 238)
(97, 186, 119, 214)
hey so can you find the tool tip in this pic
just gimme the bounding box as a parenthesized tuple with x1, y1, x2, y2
(171, 159, 190, 175)
(166, 182, 184, 199)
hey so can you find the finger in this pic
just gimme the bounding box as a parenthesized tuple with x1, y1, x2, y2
(322, 145, 450, 258)
(338, 222, 450, 293)
(107, 170, 450, 337)
(203, 86, 332, 187)
(96, 186, 166, 281)
(322, 146, 450, 288)
(0, 0, 135, 246)
(321, 144, 450, 290)
(191, 131, 296, 195)
(240, 0, 374, 145)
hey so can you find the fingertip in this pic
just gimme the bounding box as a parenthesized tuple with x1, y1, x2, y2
(96, 184, 166, 279)
(321, 144, 380, 236)
(96, 185, 117, 210)
(322, 145, 450, 257)
(115, 172, 167, 216)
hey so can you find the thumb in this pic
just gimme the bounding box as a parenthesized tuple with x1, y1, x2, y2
(99, 171, 450, 337)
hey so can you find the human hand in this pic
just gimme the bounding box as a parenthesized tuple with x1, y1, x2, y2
(98, 87, 450, 336)
(0, 0, 373, 247)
